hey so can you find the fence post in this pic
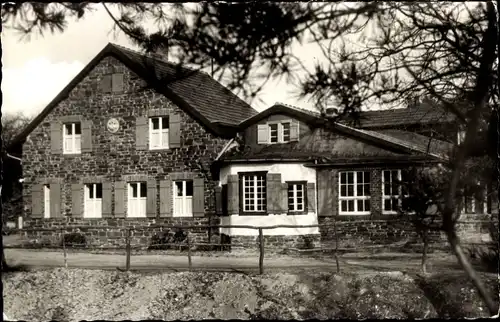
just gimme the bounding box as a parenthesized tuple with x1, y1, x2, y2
(334, 217, 340, 273)
(62, 228, 67, 269)
(259, 228, 264, 275)
(187, 231, 192, 270)
(125, 228, 131, 271)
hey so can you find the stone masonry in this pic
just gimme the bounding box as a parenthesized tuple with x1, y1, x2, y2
(22, 56, 229, 238)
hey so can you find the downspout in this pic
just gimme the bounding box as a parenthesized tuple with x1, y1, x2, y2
(215, 138, 236, 162)
(6, 153, 22, 163)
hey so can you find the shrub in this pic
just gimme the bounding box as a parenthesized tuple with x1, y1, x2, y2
(62, 232, 86, 248)
(149, 229, 187, 250)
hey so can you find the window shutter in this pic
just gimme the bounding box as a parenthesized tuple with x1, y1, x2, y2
(215, 186, 223, 215)
(227, 175, 239, 215)
(112, 73, 124, 93)
(135, 116, 148, 150)
(159, 179, 172, 217)
(50, 122, 62, 154)
(280, 183, 288, 213)
(266, 173, 282, 214)
(318, 170, 334, 216)
(147, 179, 157, 218)
(101, 75, 112, 93)
(114, 181, 126, 218)
(32, 184, 43, 218)
(71, 184, 83, 217)
(257, 124, 268, 144)
(290, 120, 299, 141)
(193, 178, 205, 217)
(81, 121, 92, 153)
(169, 113, 181, 148)
(50, 183, 62, 218)
(102, 182, 113, 218)
(307, 182, 316, 213)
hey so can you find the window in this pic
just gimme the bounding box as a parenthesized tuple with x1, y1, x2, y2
(457, 130, 466, 145)
(173, 180, 193, 217)
(382, 170, 410, 214)
(268, 121, 292, 143)
(339, 171, 370, 214)
(149, 116, 169, 149)
(44, 184, 51, 218)
(63, 123, 81, 154)
(128, 182, 147, 217)
(288, 182, 306, 212)
(241, 173, 267, 213)
(84, 183, 102, 218)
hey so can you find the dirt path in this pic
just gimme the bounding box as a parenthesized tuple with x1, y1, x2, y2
(4, 248, 485, 274)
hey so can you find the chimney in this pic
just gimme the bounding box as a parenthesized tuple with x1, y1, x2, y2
(148, 41, 169, 62)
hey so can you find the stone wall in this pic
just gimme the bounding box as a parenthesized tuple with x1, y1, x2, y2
(318, 214, 498, 249)
(22, 55, 229, 219)
(23, 217, 222, 249)
(229, 234, 321, 252)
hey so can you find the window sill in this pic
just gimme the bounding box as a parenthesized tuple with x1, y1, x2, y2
(172, 214, 194, 218)
(239, 212, 268, 216)
(62, 152, 82, 156)
(149, 147, 171, 151)
(339, 212, 371, 216)
(287, 211, 308, 215)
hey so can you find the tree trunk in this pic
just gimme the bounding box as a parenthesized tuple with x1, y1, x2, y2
(445, 226, 498, 315)
(421, 229, 429, 274)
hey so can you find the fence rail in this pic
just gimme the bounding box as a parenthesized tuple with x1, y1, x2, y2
(3, 219, 497, 274)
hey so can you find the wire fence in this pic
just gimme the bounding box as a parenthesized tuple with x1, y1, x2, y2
(3, 219, 497, 274)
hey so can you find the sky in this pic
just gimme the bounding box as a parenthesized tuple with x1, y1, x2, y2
(1, 4, 325, 118)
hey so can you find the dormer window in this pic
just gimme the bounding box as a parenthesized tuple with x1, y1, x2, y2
(268, 121, 293, 143)
(257, 119, 299, 144)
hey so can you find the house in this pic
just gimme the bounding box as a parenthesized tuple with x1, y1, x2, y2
(8, 43, 257, 246)
(213, 103, 497, 248)
(8, 43, 497, 250)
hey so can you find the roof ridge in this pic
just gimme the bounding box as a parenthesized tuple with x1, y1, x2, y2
(109, 42, 200, 73)
(274, 102, 321, 115)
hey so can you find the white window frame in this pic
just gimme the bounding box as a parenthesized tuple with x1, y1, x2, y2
(44, 184, 51, 218)
(457, 130, 466, 145)
(267, 120, 293, 144)
(127, 182, 147, 218)
(288, 182, 306, 212)
(173, 180, 193, 217)
(149, 116, 169, 150)
(382, 170, 410, 215)
(84, 183, 103, 218)
(63, 123, 81, 154)
(242, 173, 267, 213)
(339, 171, 371, 215)
(460, 182, 491, 214)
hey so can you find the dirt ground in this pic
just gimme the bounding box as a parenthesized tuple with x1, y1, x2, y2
(3, 268, 498, 321)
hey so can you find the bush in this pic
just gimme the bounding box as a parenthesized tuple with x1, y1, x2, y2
(62, 232, 86, 248)
(465, 221, 499, 273)
(149, 229, 187, 250)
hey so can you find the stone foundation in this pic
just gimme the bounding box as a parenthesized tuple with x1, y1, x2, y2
(22, 214, 497, 252)
(23, 216, 222, 249)
(228, 234, 321, 252)
(318, 214, 498, 249)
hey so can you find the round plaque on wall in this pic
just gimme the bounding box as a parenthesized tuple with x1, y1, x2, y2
(107, 118, 120, 133)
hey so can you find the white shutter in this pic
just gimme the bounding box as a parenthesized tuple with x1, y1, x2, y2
(74, 135, 82, 153)
(44, 185, 51, 218)
(161, 129, 169, 148)
(257, 124, 269, 144)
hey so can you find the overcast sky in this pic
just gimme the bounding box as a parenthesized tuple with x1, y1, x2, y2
(1, 4, 327, 118)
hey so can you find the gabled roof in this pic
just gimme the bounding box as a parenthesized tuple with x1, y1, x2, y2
(9, 43, 258, 148)
(342, 103, 456, 129)
(221, 123, 451, 164)
(238, 102, 320, 128)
